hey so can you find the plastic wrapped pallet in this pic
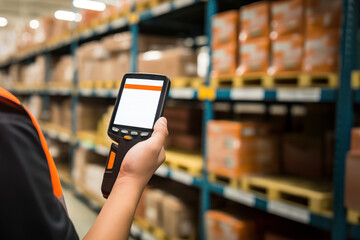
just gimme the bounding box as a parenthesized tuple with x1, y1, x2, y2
(270, 0, 304, 39)
(207, 121, 279, 179)
(237, 37, 270, 75)
(212, 10, 239, 47)
(269, 34, 303, 75)
(138, 48, 197, 79)
(303, 30, 339, 73)
(205, 210, 258, 240)
(162, 195, 195, 239)
(239, 2, 270, 41)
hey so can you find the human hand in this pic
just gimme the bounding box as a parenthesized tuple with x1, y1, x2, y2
(115, 117, 168, 188)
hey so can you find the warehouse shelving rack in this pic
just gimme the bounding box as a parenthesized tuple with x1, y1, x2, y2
(1, 0, 360, 239)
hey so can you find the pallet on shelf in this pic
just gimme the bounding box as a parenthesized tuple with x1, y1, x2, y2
(79, 81, 94, 89)
(352, 71, 360, 88)
(77, 131, 97, 143)
(211, 73, 338, 88)
(164, 149, 202, 177)
(171, 77, 203, 88)
(48, 82, 72, 88)
(208, 173, 241, 189)
(242, 175, 333, 215)
(268, 72, 338, 88)
(136, 0, 170, 12)
(348, 209, 360, 225)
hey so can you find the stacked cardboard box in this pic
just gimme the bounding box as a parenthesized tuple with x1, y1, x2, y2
(237, 2, 270, 75)
(96, 106, 113, 147)
(73, 147, 106, 204)
(303, 0, 341, 73)
(164, 105, 202, 151)
(207, 120, 279, 179)
(51, 55, 73, 86)
(138, 47, 197, 79)
(205, 210, 259, 240)
(345, 128, 360, 212)
(211, 10, 239, 78)
(50, 98, 107, 133)
(269, 0, 304, 74)
(20, 55, 46, 86)
(144, 188, 196, 238)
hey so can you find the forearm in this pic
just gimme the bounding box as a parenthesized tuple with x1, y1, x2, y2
(84, 177, 144, 240)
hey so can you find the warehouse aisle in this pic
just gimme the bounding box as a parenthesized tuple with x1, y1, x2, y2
(63, 188, 98, 239)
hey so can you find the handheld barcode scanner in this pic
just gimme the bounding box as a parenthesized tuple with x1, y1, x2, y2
(101, 73, 170, 198)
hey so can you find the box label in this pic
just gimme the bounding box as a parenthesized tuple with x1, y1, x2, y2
(267, 201, 310, 223)
(230, 88, 264, 100)
(170, 170, 193, 185)
(155, 165, 169, 177)
(277, 88, 321, 102)
(151, 2, 171, 16)
(170, 88, 195, 99)
(224, 187, 255, 206)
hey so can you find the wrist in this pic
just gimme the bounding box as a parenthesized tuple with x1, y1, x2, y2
(113, 174, 147, 193)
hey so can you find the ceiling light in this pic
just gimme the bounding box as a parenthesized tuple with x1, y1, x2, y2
(54, 10, 82, 22)
(0, 17, 8, 27)
(73, 0, 106, 11)
(29, 19, 40, 29)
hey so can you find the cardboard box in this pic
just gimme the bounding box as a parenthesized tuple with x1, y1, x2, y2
(305, 0, 342, 33)
(205, 210, 258, 240)
(212, 42, 238, 78)
(212, 10, 239, 47)
(240, 2, 270, 41)
(303, 30, 339, 73)
(207, 121, 279, 178)
(264, 232, 292, 240)
(270, 0, 304, 39)
(145, 189, 166, 228)
(73, 148, 100, 186)
(138, 48, 197, 79)
(162, 195, 195, 239)
(269, 34, 303, 74)
(237, 37, 270, 75)
(50, 101, 62, 126)
(102, 32, 181, 53)
(282, 134, 325, 178)
(351, 128, 360, 152)
(345, 151, 360, 211)
(169, 134, 201, 152)
(52, 55, 73, 84)
(112, 52, 130, 81)
(84, 163, 105, 201)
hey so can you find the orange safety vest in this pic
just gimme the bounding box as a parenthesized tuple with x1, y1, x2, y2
(0, 87, 66, 209)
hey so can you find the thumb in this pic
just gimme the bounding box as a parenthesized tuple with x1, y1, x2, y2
(149, 117, 168, 147)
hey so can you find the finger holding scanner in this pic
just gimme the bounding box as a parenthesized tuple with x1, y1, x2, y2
(101, 73, 170, 198)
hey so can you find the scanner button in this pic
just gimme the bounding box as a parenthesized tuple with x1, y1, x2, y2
(124, 135, 132, 140)
(121, 129, 129, 134)
(140, 132, 149, 137)
(112, 127, 119, 132)
(130, 131, 138, 136)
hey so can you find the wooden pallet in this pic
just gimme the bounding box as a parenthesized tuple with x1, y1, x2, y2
(134, 217, 195, 240)
(136, 0, 169, 12)
(242, 175, 333, 214)
(352, 71, 360, 88)
(171, 77, 203, 88)
(79, 81, 94, 89)
(211, 75, 242, 88)
(348, 209, 360, 225)
(48, 82, 72, 88)
(208, 173, 241, 188)
(164, 149, 202, 176)
(267, 73, 338, 88)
